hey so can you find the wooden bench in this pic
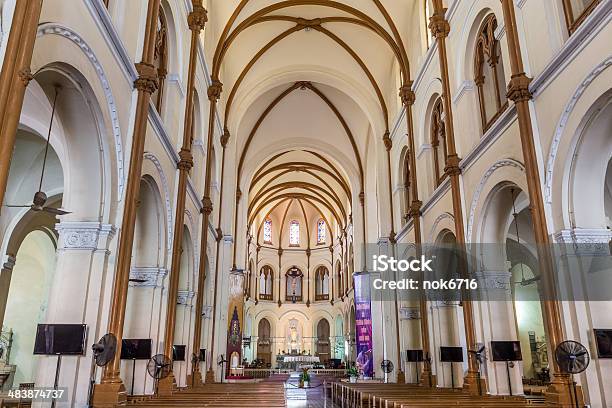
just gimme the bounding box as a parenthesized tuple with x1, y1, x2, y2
(128, 383, 286, 407)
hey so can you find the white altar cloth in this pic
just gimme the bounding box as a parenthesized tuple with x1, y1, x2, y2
(283, 356, 320, 363)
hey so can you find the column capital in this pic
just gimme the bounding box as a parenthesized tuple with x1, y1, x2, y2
(221, 128, 231, 147)
(506, 73, 533, 103)
(429, 10, 450, 39)
(178, 148, 194, 171)
(129, 266, 168, 288)
(444, 154, 462, 177)
(201, 196, 213, 214)
(18, 68, 33, 85)
(383, 131, 392, 151)
(134, 62, 158, 94)
(409, 200, 422, 218)
(208, 79, 223, 101)
(187, 5, 208, 32)
(399, 83, 415, 106)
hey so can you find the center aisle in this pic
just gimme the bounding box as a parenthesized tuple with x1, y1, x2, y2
(285, 372, 336, 408)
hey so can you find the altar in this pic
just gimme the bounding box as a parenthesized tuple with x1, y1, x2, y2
(283, 355, 320, 364)
(280, 355, 320, 370)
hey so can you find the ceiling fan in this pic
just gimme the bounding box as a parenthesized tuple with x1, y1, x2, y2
(4, 87, 71, 216)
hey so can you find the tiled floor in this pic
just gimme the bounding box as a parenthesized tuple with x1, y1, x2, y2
(285, 372, 337, 408)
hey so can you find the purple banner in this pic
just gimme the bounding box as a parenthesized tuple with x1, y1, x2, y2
(354, 273, 373, 378)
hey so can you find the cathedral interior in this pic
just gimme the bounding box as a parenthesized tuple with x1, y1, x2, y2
(0, 0, 611, 407)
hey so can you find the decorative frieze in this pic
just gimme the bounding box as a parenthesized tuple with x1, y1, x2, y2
(177, 290, 196, 306)
(474, 270, 512, 293)
(56, 222, 115, 251)
(399, 306, 420, 320)
(554, 228, 612, 256)
(129, 267, 168, 288)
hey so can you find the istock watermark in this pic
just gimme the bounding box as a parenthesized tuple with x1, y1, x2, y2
(358, 243, 612, 302)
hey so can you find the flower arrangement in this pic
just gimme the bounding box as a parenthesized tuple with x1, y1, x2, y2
(299, 368, 311, 388)
(347, 365, 359, 378)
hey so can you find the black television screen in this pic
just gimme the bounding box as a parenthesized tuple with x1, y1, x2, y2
(33, 324, 87, 355)
(328, 358, 342, 369)
(491, 341, 522, 362)
(199, 349, 207, 362)
(173, 345, 186, 361)
(120, 339, 152, 360)
(594, 329, 612, 358)
(440, 346, 463, 362)
(406, 349, 424, 362)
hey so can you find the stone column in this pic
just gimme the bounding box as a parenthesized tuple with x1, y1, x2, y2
(499, 1, 577, 405)
(158, 2, 207, 394)
(399, 85, 433, 386)
(429, 0, 481, 393)
(93, 0, 161, 405)
(0, 0, 43, 211)
(43, 222, 115, 407)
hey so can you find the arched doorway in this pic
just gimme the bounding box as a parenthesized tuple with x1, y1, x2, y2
(257, 318, 272, 367)
(316, 318, 331, 363)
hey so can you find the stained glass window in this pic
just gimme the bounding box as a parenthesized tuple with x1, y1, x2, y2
(289, 220, 300, 246)
(263, 218, 272, 244)
(317, 219, 326, 244)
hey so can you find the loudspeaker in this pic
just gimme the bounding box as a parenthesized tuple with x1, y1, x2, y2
(199, 348, 207, 362)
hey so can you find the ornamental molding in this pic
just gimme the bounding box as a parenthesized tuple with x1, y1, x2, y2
(428, 212, 454, 243)
(2, 255, 16, 271)
(202, 305, 213, 319)
(474, 270, 512, 292)
(56, 222, 116, 250)
(421, 176, 450, 216)
(452, 80, 475, 104)
(431, 300, 460, 308)
(544, 57, 612, 203)
(36, 23, 126, 199)
(143, 152, 173, 257)
(399, 306, 420, 320)
(466, 159, 526, 242)
(129, 267, 168, 287)
(553, 228, 612, 256)
(177, 290, 196, 306)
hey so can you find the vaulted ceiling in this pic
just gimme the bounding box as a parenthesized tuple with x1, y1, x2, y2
(203, 0, 427, 241)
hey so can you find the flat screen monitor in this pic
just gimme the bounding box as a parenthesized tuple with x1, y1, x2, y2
(173, 345, 186, 362)
(440, 346, 463, 363)
(33, 324, 87, 355)
(328, 358, 342, 369)
(594, 329, 612, 358)
(491, 341, 522, 362)
(406, 349, 424, 362)
(199, 349, 207, 362)
(120, 339, 152, 360)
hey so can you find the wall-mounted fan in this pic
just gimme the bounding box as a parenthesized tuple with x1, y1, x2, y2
(4, 87, 71, 216)
(87, 334, 117, 407)
(555, 340, 590, 408)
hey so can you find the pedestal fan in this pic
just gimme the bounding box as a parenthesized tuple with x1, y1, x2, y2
(147, 354, 172, 395)
(554, 340, 590, 408)
(87, 333, 117, 408)
(381, 359, 394, 383)
(468, 343, 486, 396)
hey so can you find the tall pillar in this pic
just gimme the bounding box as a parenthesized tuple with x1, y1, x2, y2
(157, 2, 207, 394)
(0, 0, 43, 211)
(399, 85, 434, 386)
(383, 131, 406, 384)
(201, 80, 223, 382)
(429, 0, 482, 393)
(92, 1, 161, 406)
(499, 1, 577, 405)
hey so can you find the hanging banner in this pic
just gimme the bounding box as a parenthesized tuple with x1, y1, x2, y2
(353, 272, 374, 378)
